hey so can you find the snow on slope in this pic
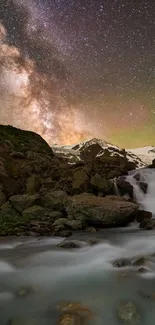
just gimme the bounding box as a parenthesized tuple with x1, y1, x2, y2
(52, 138, 147, 168)
(128, 146, 155, 165)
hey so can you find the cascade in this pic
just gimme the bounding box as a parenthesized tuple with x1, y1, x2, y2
(126, 168, 155, 216)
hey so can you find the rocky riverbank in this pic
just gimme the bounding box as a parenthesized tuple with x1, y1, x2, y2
(0, 125, 153, 236)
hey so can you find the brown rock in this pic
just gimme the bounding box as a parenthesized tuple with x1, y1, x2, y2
(85, 227, 97, 232)
(67, 194, 139, 227)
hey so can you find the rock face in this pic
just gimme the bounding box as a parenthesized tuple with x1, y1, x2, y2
(67, 194, 139, 227)
(0, 125, 55, 199)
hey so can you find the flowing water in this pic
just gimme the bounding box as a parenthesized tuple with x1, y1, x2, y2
(127, 168, 155, 215)
(1, 168, 155, 325)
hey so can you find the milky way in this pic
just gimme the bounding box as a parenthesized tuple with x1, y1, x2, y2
(0, 0, 155, 147)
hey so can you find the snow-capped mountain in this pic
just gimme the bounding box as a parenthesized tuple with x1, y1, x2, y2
(52, 138, 147, 168)
(128, 146, 155, 165)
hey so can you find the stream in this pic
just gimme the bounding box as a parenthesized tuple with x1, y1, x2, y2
(0, 168, 155, 325)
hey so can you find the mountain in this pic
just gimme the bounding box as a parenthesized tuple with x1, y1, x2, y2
(52, 138, 146, 168)
(128, 146, 155, 165)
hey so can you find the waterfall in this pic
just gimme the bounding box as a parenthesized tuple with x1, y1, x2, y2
(126, 168, 155, 216)
(113, 177, 120, 196)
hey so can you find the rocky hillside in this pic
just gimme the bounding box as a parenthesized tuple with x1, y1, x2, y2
(0, 126, 151, 236)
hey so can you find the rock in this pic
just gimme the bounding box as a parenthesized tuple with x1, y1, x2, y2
(40, 190, 68, 212)
(67, 194, 139, 228)
(58, 230, 72, 237)
(132, 257, 145, 266)
(26, 175, 41, 194)
(65, 220, 83, 230)
(139, 219, 155, 230)
(22, 205, 47, 220)
(72, 168, 90, 192)
(3, 178, 19, 199)
(138, 291, 155, 299)
(57, 240, 80, 249)
(136, 210, 152, 223)
(9, 194, 40, 213)
(87, 238, 100, 245)
(133, 173, 140, 181)
(90, 173, 113, 194)
(138, 181, 148, 194)
(116, 176, 133, 198)
(138, 267, 149, 273)
(52, 218, 67, 227)
(0, 190, 6, 207)
(16, 286, 35, 298)
(113, 259, 131, 268)
(10, 151, 25, 159)
(0, 202, 21, 235)
(117, 300, 140, 325)
(48, 211, 63, 220)
(85, 227, 97, 232)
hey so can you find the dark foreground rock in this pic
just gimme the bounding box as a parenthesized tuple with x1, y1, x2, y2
(139, 219, 155, 230)
(136, 210, 152, 223)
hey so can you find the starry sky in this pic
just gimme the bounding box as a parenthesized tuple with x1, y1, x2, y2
(0, 0, 155, 147)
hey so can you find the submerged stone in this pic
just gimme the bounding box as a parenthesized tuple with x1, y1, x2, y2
(117, 300, 140, 325)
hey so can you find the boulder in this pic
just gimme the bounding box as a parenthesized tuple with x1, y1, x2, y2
(40, 190, 68, 211)
(9, 194, 40, 213)
(90, 173, 113, 195)
(26, 175, 41, 194)
(48, 211, 63, 220)
(85, 227, 97, 232)
(0, 202, 21, 235)
(67, 194, 139, 227)
(139, 219, 155, 230)
(116, 176, 133, 198)
(72, 168, 90, 193)
(65, 220, 83, 230)
(117, 300, 140, 325)
(136, 210, 152, 223)
(52, 218, 67, 227)
(22, 205, 47, 220)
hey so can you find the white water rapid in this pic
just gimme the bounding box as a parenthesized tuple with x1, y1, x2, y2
(126, 168, 155, 215)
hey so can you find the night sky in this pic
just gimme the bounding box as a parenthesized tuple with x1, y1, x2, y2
(0, 0, 155, 147)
